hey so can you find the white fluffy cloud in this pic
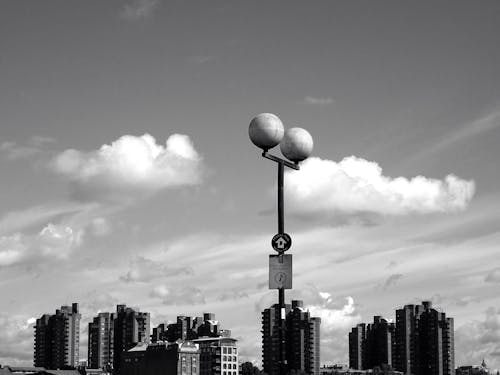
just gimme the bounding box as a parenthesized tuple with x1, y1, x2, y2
(306, 294, 361, 331)
(52, 134, 203, 202)
(38, 224, 82, 259)
(304, 292, 361, 365)
(285, 156, 475, 219)
(0, 223, 81, 267)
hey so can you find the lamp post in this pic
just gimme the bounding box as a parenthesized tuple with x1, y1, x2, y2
(248, 113, 313, 375)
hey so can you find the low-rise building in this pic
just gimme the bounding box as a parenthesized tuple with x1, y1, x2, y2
(121, 341, 199, 375)
(193, 337, 238, 375)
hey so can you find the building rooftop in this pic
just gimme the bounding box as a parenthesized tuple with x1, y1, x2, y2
(128, 342, 148, 352)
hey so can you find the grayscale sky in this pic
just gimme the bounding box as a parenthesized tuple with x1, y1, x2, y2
(1, 0, 500, 370)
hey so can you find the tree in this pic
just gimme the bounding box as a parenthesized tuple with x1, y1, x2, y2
(241, 362, 261, 375)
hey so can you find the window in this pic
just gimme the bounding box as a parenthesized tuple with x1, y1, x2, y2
(223, 347, 227, 354)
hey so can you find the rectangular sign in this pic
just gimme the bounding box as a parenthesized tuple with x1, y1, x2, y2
(269, 254, 292, 289)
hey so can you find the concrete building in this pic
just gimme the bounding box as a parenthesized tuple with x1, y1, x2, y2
(394, 303, 423, 375)
(456, 359, 490, 375)
(349, 317, 394, 371)
(364, 317, 394, 370)
(262, 300, 321, 375)
(151, 323, 167, 343)
(197, 313, 222, 338)
(394, 301, 454, 375)
(349, 324, 366, 370)
(151, 313, 228, 344)
(262, 303, 291, 375)
(88, 312, 115, 370)
(121, 341, 199, 375)
(113, 305, 150, 375)
(286, 300, 321, 375)
(193, 337, 238, 375)
(34, 303, 81, 369)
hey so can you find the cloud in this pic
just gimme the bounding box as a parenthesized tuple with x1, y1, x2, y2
(0, 314, 36, 366)
(285, 156, 475, 221)
(188, 56, 216, 64)
(51, 133, 203, 203)
(88, 217, 112, 237)
(0, 203, 89, 236)
(38, 224, 82, 259)
(253, 286, 360, 364)
(80, 290, 120, 316)
(0, 223, 81, 267)
(485, 268, 500, 283)
(302, 96, 334, 106)
(456, 307, 500, 370)
(150, 285, 205, 305)
(306, 294, 361, 331)
(305, 291, 361, 365)
(216, 290, 249, 302)
(120, 256, 193, 283)
(381, 273, 404, 290)
(120, 0, 159, 20)
(428, 109, 500, 156)
(0, 136, 55, 160)
(0, 136, 55, 161)
(0, 234, 25, 267)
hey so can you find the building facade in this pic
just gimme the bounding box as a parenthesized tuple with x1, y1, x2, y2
(121, 341, 200, 375)
(349, 317, 394, 371)
(394, 301, 454, 375)
(349, 324, 366, 370)
(262, 300, 321, 375)
(262, 303, 291, 375)
(34, 303, 81, 369)
(151, 313, 228, 344)
(364, 317, 395, 370)
(88, 312, 115, 370)
(193, 337, 238, 375)
(113, 304, 150, 374)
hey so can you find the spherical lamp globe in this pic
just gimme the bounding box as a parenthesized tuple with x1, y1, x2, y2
(280, 127, 313, 163)
(248, 113, 285, 151)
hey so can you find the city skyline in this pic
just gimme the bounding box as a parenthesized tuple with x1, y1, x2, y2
(1, 0, 500, 371)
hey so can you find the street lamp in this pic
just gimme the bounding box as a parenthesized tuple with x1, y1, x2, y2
(248, 113, 313, 375)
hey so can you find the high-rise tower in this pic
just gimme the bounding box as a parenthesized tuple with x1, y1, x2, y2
(394, 301, 454, 375)
(262, 303, 291, 375)
(349, 316, 394, 371)
(262, 300, 320, 375)
(349, 323, 366, 370)
(113, 304, 150, 374)
(88, 312, 115, 370)
(34, 303, 81, 369)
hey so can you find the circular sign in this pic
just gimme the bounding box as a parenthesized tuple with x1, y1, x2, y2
(271, 233, 292, 252)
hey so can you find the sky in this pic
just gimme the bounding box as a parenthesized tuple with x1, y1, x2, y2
(1, 0, 500, 370)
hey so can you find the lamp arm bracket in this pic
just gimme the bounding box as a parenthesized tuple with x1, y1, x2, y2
(261, 152, 300, 170)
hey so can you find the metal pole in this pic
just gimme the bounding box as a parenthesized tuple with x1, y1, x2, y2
(277, 162, 285, 375)
(278, 162, 284, 235)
